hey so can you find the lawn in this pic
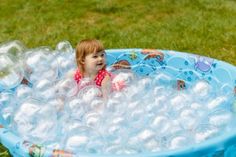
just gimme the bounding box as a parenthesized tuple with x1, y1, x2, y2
(0, 0, 236, 64)
(0, 0, 236, 156)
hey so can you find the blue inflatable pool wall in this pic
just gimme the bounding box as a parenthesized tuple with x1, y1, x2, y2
(0, 49, 236, 157)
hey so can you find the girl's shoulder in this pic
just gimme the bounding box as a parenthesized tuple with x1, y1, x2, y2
(95, 69, 111, 86)
(97, 69, 111, 77)
(74, 69, 82, 83)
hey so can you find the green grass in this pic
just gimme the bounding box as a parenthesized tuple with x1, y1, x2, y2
(0, 144, 11, 157)
(0, 0, 235, 65)
(0, 0, 236, 156)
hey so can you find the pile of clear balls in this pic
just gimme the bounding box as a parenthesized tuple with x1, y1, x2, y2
(0, 40, 235, 155)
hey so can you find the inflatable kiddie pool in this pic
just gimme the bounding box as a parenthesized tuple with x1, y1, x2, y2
(0, 48, 236, 157)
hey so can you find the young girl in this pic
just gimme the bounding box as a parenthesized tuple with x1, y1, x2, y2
(74, 39, 120, 98)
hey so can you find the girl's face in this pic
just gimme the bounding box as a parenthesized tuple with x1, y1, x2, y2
(83, 51, 106, 75)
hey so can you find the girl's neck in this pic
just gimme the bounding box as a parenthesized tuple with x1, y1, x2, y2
(83, 71, 97, 80)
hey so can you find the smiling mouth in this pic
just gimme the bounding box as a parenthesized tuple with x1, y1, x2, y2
(97, 63, 103, 66)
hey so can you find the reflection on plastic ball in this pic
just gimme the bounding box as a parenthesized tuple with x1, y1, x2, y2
(192, 80, 211, 97)
(56, 41, 73, 53)
(0, 40, 26, 58)
(0, 54, 23, 90)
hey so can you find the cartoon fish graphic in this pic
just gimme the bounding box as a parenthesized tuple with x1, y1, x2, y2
(29, 144, 45, 157)
(52, 149, 73, 157)
(112, 60, 131, 70)
(177, 80, 186, 90)
(141, 49, 164, 62)
(129, 51, 138, 60)
(194, 56, 214, 72)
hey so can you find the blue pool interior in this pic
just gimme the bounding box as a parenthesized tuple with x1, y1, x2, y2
(0, 49, 236, 157)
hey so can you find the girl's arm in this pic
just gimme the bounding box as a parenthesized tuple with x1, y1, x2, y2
(101, 74, 112, 99)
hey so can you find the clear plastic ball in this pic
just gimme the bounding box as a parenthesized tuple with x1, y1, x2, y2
(0, 53, 23, 90)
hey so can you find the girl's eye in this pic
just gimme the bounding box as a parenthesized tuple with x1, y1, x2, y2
(101, 53, 104, 57)
(93, 56, 98, 58)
